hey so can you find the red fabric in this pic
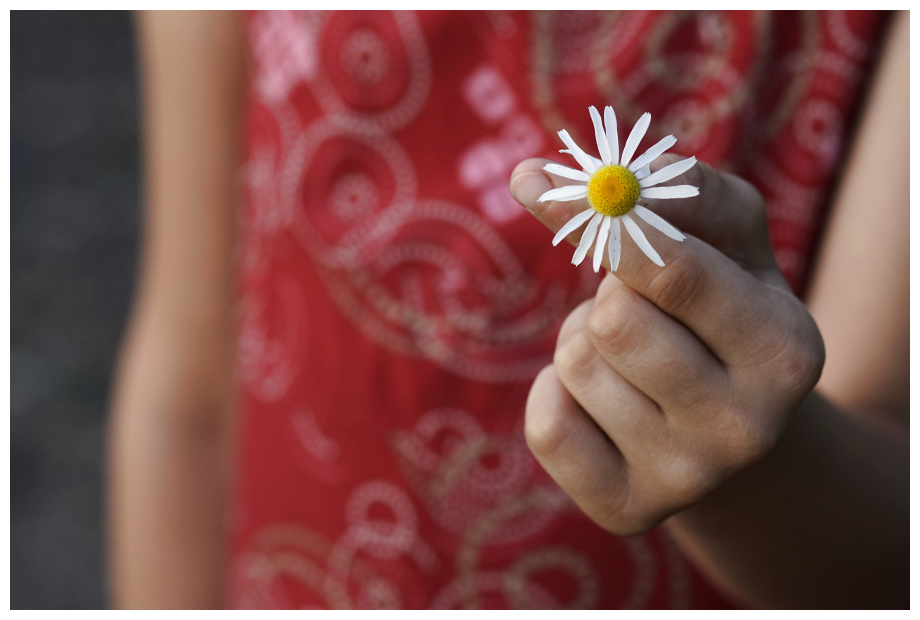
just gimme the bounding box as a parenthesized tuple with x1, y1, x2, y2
(228, 11, 887, 609)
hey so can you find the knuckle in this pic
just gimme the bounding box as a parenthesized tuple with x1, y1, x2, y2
(698, 166, 770, 254)
(746, 189, 768, 231)
(524, 404, 571, 463)
(738, 177, 768, 222)
(647, 251, 706, 314)
(666, 157, 708, 213)
(553, 331, 598, 385)
(724, 173, 767, 225)
(764, 308, 826, 395)
(523, 413, 565, 461)
(718, 410, 778, 467)
(586, 288, 641, 357)
(685, 157, 706, 188)
(776, 339, 825, 394)
(556, 299, 592, 348)
(656, 451, 713, 503)
(691, 160, 723, 209)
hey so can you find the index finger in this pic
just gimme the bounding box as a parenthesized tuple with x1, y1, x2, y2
(509, 158, 795, 369)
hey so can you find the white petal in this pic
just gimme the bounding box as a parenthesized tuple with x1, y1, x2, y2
(622, 214, 664, 267)
(608, 217, 622, 271)
(552, 208, 595, 246)
(635, 163, 651, 180)
(563, 149, 604, 170)
(558, 130, 598, 173)
(633, 205, 686, 241)
(620, 112, 650, 168)
(544, 163, 591, 182)
(640, 185, 699, 200)
(593, 215, 612, 273)
(538, 185, 588, 203)
(572, 212, 603, 266)
(628, 135, 676, 173)
(639, 157, 697, 188)
(589, 106, 611, 166)
(604, 106, 619, 166)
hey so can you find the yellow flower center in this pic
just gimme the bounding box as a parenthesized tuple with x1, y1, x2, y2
(586, 165, 640, 217)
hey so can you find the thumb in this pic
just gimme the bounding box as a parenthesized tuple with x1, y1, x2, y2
(510, 157, 660, 273)
(509, 158, 600, 253)
(510, 158, 589, 239)
(510, 156, 779, 279)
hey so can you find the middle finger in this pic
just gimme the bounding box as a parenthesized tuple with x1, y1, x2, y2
(586, 272, 732, 417)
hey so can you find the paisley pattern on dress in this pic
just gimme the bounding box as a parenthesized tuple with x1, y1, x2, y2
(229, 10, 887, 609)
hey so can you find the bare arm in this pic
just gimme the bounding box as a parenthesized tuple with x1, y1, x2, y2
(107, 11, 245, 609)
(806, 12, 909, 423)
(510, 11, 907, 608)
(662, 11, 909, 607)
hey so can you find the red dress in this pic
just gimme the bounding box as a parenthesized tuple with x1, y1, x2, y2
(228, 11, 887, 609)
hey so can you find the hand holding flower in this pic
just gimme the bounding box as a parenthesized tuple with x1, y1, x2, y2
(509, 119, 825, 535)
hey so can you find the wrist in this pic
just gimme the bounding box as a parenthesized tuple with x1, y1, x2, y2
(662, 390, 908, 607)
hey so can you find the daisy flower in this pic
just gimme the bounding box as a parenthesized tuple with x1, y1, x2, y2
(538, 106, 698, 272)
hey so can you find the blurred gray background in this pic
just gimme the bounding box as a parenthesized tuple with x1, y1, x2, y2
(11, 11, 140, 609)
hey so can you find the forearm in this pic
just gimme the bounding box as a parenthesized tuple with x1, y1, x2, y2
(107, 311, 236, 609)
(665, 391, 908, 608)
(109, 9, 245, 609)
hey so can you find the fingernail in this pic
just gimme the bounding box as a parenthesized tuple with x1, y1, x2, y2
(510, 170, 552, 212)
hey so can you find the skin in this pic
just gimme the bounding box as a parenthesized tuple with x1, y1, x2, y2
(509, 11, 908, 608)
(513, 153, 825, 534)
(107, 11, 244, 609)
(108, 10, 908, 609)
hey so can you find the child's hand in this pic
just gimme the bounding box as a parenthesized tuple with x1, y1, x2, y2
(509, 156, 825, 535)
